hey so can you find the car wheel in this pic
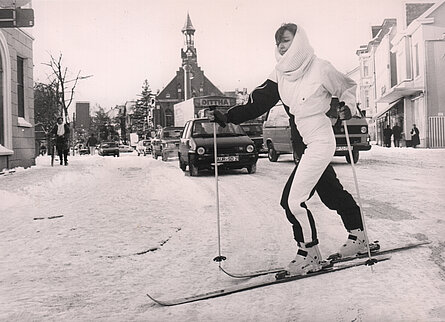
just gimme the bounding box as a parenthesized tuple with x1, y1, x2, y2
(267, 143, 279, 162)
(137, 152, 140, 156)
(161, 153, 168, 162)
(246, 163, 257, 174)
(346, 150, 359, 164)
(189, 163, 199, 176)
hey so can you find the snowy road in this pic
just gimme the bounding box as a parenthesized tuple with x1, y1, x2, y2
(1, 147, 444, 321)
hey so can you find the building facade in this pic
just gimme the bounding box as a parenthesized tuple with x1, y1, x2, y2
(0, 26, 35, 170)
(357, 1, 445, 147)
(154, 13, 223, 128)
(75, 102, 90, 130)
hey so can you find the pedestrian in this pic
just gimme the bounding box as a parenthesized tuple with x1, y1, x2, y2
(383, 125, 393, 147)
(410, 124, 420, 148)
(212, 23, 366, 276)
(51, 116, 70, 166)
(392, 123, 402, 147)
(86, 133, 98, 155)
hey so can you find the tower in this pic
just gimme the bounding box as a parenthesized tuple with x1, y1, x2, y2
(181, 13, 197, 100)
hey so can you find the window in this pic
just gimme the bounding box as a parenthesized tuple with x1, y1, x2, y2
(414, 44, 419, 77)
(17, 56, 25, 118)
(364, 90, 370, 108)
(363, 60, 369, 77)
(0, 57, 3, 146)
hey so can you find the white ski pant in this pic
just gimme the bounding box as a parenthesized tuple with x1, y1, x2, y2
(285, 114, 336, 245)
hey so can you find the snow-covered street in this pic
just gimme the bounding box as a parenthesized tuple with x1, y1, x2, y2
(1, 146, 444, 321)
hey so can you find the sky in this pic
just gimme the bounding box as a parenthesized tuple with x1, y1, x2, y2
(29, 0, 410, 112)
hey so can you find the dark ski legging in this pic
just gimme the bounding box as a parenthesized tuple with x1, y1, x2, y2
(281, 163, 363, 245)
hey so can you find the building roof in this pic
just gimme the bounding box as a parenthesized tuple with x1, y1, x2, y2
(405, 2, 435, 27)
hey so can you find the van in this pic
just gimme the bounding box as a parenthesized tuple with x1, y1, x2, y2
(262, 98, 371, 164)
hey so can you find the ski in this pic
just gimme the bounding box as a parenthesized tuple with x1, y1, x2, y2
(146, 255, 390, 306)
(219, 240, 430, 279)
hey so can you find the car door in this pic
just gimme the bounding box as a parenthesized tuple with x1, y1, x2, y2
(179, 121, 192, 161)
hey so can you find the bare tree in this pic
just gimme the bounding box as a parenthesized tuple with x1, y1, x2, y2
(43, 53, 92, 122)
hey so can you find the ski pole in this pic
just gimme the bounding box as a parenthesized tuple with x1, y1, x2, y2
(343, 120, 376, 266)
(211, 112, 226, 265)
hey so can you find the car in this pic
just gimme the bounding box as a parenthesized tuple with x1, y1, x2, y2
(240, 122, 267, 154)
(263, 98, 371, 164)
(118, 144, 134, 153)
(98, 142, 120, 157)
(136, 139, 151, 156)
(151, 127, 183, 161)
(75, 143, 89, 155)
(178, 118, 258, 176)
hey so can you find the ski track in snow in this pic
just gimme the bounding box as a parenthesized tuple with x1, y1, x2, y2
(0, 147, 444, 321)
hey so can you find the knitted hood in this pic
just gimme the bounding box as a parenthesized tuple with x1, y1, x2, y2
(275, 26, 315, 81)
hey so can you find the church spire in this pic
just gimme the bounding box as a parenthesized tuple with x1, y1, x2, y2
(182, 12, 195, 33)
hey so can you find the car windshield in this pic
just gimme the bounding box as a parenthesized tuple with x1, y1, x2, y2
(192, 120, 246, 137)
(163, 130, 182, 139)
(102, 142, 117, 147)
(241, 124, 263, 136)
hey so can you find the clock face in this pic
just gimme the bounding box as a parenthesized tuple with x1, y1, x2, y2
(186, 50, 193, 57)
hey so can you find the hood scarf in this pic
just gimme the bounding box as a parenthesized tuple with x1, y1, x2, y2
(275, 26, 315, 81)
(57, 123, 65, 136)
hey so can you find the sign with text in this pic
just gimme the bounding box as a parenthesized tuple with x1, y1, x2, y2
(194, 96, 236, 108)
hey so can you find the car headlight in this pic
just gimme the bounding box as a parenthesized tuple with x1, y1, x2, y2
(361, 126, 367, 134)
(246, 144, 254, 153)
(197, 147, 205, 155)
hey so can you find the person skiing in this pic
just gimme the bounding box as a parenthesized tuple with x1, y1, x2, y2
(51, 117, 70, 166)
(212, 23, 365, 276)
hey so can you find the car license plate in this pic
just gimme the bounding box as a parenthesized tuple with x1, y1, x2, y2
(336, 146, 349, 151)
(217, 156, 239, 162)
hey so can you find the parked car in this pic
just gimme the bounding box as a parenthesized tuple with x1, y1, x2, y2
(151, 127, 183, 161)
(263, 99, 371, 164)
(118, 144, 134, 153)
(98, 142, 120, 157)
(75, 143, 89, 155)
(178, 118, 258, 176)
(240, 122, 267, 154)
(136, 139, 151, 156)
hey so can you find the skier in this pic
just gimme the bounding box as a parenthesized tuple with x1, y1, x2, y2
(51, 117, 70, 166)
(212, 23, 366, 275)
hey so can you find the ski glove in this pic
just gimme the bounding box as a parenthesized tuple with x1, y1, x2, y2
(211, 109, 227, 128)
(337, 102, 352, 120)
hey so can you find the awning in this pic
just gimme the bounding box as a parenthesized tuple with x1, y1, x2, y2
(376, 86, 423, 103)
(373, 98, 403, 121)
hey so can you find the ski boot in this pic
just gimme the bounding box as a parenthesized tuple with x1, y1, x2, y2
(333, 228, 368, 259)
(277, 244, 323, 279)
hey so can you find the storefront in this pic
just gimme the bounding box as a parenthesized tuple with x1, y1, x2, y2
(375, 99, 404, 146)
